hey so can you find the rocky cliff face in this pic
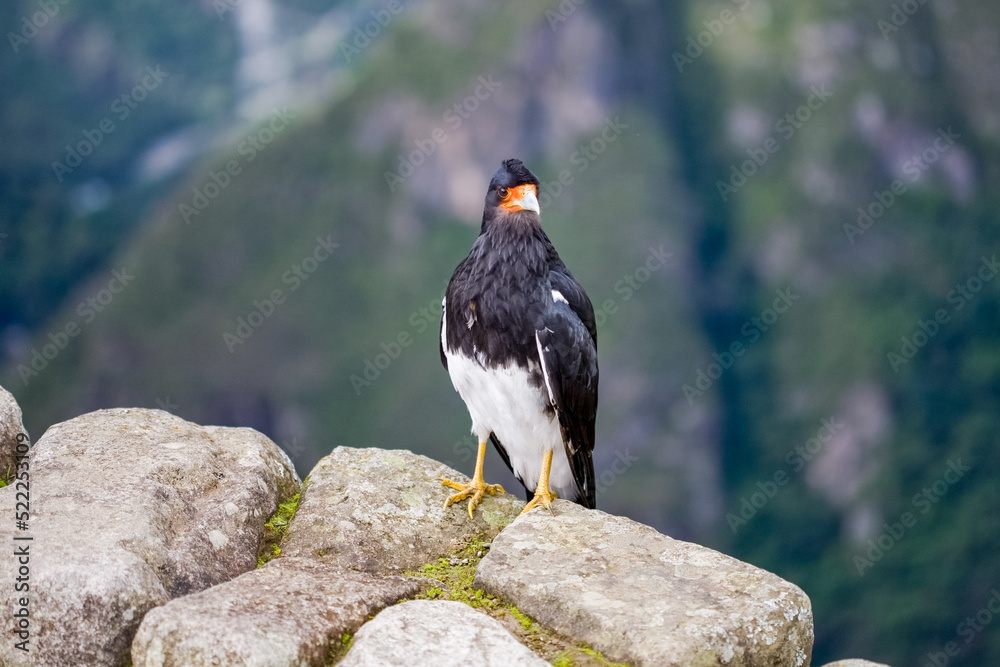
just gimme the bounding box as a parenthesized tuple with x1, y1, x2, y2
(0, 393, 884, 667)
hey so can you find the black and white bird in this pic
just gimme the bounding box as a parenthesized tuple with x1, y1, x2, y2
(439, 158, 598, 517)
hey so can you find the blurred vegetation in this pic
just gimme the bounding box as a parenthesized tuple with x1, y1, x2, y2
(0, 0, 238, 329)
(2, 0, 999, 665)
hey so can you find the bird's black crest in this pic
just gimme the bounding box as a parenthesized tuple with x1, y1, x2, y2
(489, 159, 539, 191)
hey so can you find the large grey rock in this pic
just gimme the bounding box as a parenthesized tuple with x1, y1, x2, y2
(132, 557, 421, 666)
(340, 599, 549, 667)
(475, 500, 813, 667)
(0, 384, 28, 483)
(281, 446, 522, 573)
(820, 661, 891, 667)
(0, 408, 299, 667)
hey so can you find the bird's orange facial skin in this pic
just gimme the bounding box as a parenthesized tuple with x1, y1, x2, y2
(500, 184, 538, 211)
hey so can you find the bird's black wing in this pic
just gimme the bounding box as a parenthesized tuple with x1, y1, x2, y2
(535, 289, 598, 508)
(549, 269, 598, 346)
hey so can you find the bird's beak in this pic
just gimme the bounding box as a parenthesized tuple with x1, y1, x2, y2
(501, 184, 540, 214)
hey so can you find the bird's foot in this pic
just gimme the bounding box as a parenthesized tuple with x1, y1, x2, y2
(441, 477, 505, 520)
(520, 487, 558, 515)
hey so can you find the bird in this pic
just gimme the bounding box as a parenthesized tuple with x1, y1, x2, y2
(439, 158, 598, 518)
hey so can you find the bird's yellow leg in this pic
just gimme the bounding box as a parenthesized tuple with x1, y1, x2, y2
(520, 449, 557, 515)
(441, 440, 505, 520)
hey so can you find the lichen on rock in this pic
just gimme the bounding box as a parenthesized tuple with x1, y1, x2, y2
(279, 446, 523, 574)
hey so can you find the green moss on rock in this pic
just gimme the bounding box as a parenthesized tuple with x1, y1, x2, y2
(326, 630, 354, 665)
(257, 492, 300, 568)
(402, 536, 632, 666)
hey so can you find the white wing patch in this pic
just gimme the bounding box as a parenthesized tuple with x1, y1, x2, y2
(440, 297, 448, 351)
(535, 329, 557, 407)
(552, 290, 569, 305)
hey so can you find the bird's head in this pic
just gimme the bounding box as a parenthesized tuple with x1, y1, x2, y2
(484, 159, 540, 222)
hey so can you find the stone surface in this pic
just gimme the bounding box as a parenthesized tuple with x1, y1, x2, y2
(340, 599, 549, 667)
(0, 384, 28, 483)
(820, 661, 891, 667)
(474, 500, 814, 667)
(281, 446, 523, 573)
(0, 408, 300, 667)
(132, 556, 421, 666)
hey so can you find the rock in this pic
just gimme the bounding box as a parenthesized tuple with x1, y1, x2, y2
(0, 408, 299, 667)
(820, 661, 891, 667)
(0, 384, 28, 483)
(132, 557, 421, 666)
(281, 446, 522, 573)
(340, 599, 549, 667)
(474, 500, 813, 667)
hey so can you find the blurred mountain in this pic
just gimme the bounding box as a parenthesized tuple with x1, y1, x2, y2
(3, 0, 1000, 665)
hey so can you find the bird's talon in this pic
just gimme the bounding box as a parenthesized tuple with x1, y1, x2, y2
(439, 478, 467, 492)
(520, 487, 558, 516)
(441, 477, 503, 517)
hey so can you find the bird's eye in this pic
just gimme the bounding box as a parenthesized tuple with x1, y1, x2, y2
(497, 187, 509, 199)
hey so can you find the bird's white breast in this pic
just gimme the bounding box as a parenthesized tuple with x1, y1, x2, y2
(441, 298, 576, 498)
